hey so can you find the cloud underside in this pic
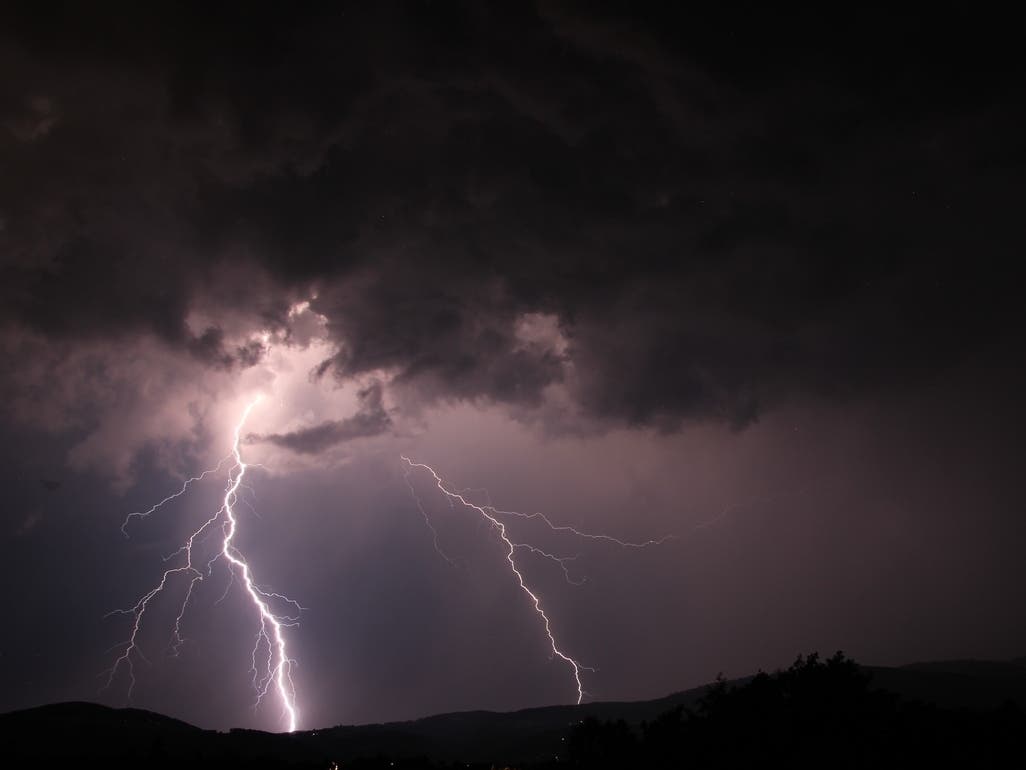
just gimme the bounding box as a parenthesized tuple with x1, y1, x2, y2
(1, 5, 1022, 442)
(251, 383, 392, 453)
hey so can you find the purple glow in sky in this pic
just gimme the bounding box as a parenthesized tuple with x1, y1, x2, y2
(1, 3, 1024, 733)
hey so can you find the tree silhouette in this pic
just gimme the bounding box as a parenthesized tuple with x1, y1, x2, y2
(568, 651, 1026, 769)
(566, 716, 637, 769)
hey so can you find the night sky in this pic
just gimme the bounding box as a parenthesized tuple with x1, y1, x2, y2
(1, 3, 1024, 733)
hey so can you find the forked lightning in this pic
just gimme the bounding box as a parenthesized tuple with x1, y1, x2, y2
(104, 398, 301, 732)
(401, 456, 671, 704)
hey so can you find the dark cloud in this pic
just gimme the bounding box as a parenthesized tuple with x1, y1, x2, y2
(2, 3, 1026, 734)
(1, 3, 1023, 432)
(252, 381, 392, 453)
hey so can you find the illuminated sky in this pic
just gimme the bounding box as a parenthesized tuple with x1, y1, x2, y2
(1, 5, 1024, 732)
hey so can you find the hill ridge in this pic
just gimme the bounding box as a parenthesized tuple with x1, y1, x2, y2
(5, 656, 1026, 765)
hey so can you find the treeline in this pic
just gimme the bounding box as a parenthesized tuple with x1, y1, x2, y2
(6, 653, 1025, 768)
(564, 652, 1025, 769)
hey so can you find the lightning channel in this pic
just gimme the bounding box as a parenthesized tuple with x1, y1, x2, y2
(120, 455, 232, 537)
(104, 398, 301, 732)
(400, 456, 671, 705)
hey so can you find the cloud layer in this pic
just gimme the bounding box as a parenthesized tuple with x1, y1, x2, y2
(2, 4, 1026, 733)
(2, 4, 1023, 446)
(253, 381, 392, 453)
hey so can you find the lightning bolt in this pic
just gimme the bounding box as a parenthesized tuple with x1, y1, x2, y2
(400, 456, 671, 705)
(120, 455, 232, 537)
(103, 398, 301, 732)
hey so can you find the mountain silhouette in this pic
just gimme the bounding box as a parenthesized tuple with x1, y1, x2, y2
(4, 655, 1025, 768)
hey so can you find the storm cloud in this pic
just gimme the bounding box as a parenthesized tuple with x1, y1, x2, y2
(253, 381, 392, 453)
(2, 4, 1022, 437)
(2, 3, 1026, 734)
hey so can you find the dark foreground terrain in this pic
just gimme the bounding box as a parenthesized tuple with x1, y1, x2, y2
(3, 653, 1025, 768)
